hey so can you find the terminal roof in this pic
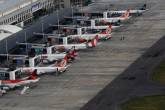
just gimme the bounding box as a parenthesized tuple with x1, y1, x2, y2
(0, 0, 29, 12)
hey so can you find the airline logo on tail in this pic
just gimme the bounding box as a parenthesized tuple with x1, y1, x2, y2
(54, 55, 68, 67)
(67, 48, 78, 59)
(106, 25, 112, 34)
(87, 35, 98, 47)
(29, 69, 38, 79)
(100, 24, 112, 35)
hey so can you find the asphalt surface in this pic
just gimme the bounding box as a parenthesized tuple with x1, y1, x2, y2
(80, 0, 165, 110)
(0, 0, 165, 110)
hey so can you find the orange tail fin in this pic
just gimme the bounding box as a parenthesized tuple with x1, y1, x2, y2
(57, 55, 68, 67)
(68, 48, 78, 59)
(106, 24, 112, 34)
(87, 35, 98, 47)
(29, 69, 38, 80)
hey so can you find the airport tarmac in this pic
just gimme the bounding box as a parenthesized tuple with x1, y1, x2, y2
(0, 0, 165, 110)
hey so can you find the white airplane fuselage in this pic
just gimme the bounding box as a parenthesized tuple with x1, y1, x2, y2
(0, 78, 40, 89)
(54, 43, 88, 50)
(96, 16, 131, 23)
(109, 9, 146, 14)
(22, 66, 68, 75)
(69, 33, 111, 41)
(86, 25, 120, 30)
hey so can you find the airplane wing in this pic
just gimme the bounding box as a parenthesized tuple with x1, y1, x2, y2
(20, 86, 29, 95)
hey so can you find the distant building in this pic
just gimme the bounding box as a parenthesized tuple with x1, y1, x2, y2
(0, 25, 22, 41)
(0, 0, 56, 27)
(0, 0, 91, 27)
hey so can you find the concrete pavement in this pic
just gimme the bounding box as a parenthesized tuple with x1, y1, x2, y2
(0, 0, 165, 110)
(81, 0, 165, 110)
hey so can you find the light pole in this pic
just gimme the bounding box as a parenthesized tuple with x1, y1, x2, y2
(41, 22, 45, 43)
(81, 0, 83, 16)
(71, 6, 74, 19)
(56, 9, 60, 31)
(5, 39, 9, 63)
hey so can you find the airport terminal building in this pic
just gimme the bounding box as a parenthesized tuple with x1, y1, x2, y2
(0, 0, 91, 53)
(0, 0, 91, 26)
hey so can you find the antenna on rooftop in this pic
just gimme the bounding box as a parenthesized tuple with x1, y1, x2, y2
(57, 9, 60, 32)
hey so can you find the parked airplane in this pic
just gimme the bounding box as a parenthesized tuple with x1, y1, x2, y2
(67, 25, 112, 40)
(94, 9, 131, 23)
(0, 54, 70, 75)
(47, 35, 98, 50)
(22, 54, 70, 75)
(108, 4, 147, 15)
(0, 68, 39, 94)
(51, 21, 113, 40)
(88, 20, 120, 30)
(16, 42, 77, 61)
(51, 19, 120, 30)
